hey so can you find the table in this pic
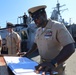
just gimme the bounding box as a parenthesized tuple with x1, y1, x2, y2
(0, 55, 15, 75)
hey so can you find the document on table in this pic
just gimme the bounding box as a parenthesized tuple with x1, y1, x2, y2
(4, 56, 41, 75)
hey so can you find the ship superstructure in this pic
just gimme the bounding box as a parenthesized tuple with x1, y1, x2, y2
(0, 0, 76, 53)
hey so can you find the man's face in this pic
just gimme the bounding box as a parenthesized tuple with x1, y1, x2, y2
(32, 12, 47, 27)
(7, 28, 12, 32)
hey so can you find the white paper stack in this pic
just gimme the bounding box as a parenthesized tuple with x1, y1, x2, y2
(4, 56, 41, 75)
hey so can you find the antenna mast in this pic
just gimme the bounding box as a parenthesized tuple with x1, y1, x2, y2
(51, 0, 68, 23)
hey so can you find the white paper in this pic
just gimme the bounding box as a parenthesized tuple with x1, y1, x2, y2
(16, 72, 41, 75)
(4, 56, 41, 75)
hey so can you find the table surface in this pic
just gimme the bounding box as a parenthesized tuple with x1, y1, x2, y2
(0, 55, 14, 75)
(4, 56, 41, 75)
(0, 55, 40, 75)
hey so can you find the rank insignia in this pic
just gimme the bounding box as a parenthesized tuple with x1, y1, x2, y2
(45, 29, 52, 37)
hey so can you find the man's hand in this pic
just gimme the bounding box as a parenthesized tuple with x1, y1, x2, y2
(34, 62, 55, 75)
(16, 52, 27, 56)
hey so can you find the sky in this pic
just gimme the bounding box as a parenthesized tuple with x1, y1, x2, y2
(0, 0, 76, 28)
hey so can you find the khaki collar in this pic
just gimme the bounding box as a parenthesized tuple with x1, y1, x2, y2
(45, 19, 53, 29)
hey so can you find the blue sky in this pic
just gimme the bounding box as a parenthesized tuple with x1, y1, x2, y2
(0, 0, 76, 28)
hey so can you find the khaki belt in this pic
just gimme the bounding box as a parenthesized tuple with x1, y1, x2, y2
(41, 58, 51, 62)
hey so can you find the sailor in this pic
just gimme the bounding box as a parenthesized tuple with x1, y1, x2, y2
(6, 22, 21, 55)
(19, 5, 75, 75)
(22, 12, 28, 27)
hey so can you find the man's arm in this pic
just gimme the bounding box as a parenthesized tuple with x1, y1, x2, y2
(24, 43, 37, 56)
(16, 34, 21, 53)
(52, 43, 75, 66)
(0, 37, 2, 53)
(34, 43, 75, 74)
(17, 40, 21, 52)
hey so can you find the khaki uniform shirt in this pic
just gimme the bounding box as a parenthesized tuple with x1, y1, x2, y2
(35, 19, 75, 60)
(6, 31, 21, 54)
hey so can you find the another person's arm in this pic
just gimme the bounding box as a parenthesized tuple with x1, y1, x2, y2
(23, 43, 37, 57)
(0, 36, 2, 53)
(16, 33, 21, 53)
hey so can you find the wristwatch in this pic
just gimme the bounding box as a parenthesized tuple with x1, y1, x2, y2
(54, 62, 58, 67)
(51, 60, 58, 68)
